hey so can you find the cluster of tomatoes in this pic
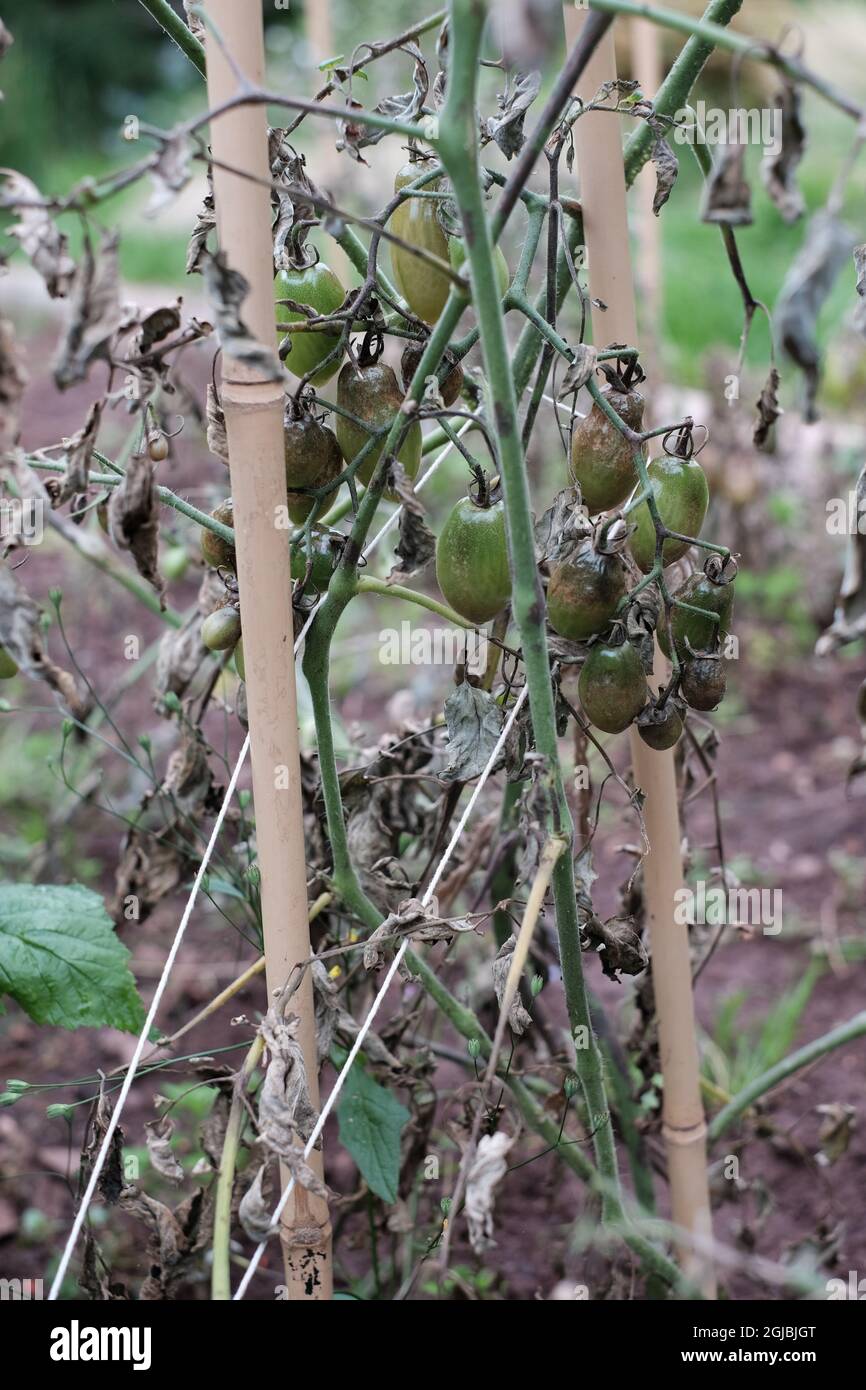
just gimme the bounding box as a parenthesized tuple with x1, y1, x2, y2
(198, 155, 734, 748)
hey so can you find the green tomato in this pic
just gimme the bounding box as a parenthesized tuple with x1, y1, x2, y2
(449, 237, 510, 299)
(0, 645, 18, 680)
(290, 529, 341, 590)
(571, 387, 645, 514)
(284, 413, 344, 525)
(390, 162, 451, 324)
(578, 640, 647, 734)
(629, 455, 709, 574)
(202, 605, 242, 652)
(547, 542, 627, 642)
(275, 262, 345, 386)
(162, 544, 189, 582)
(436, 496, 511, 625)
(200, 499, 235, 571)
(658, 571, 734, 660)
(637, 700, 684, 750)
(335, 361, 421, 495)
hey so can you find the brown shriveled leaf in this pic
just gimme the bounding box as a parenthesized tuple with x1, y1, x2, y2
(465, 1130, 515, 1254)
(583, 913, 648, 981)
(362, 895, 476, 973)
(817, 465, 866, 660)
(144, 1117, 185, 1186)
(650, 134, 679, 216)
(492, 935, 533, 1035)
(441, 680, 506, 783)
(311, 960, 403, 1071)
(753, 366, 782, 449)
(0, 564, 89, 718)
(2, 171, 75, 297)
(161, 728, 213, 817)
(54, 234, 122, 387)
(58, 399, 101, 504)
(557, 344, 598, 399)
(186, 165, 215, 275)
(82, 1080, 125, 1207)
(701, 143, 753, 226)
(81, 1231, 128, 1301)
(154, 615, 210, 705)
(390, 506, 436, 581)
(816, 1103, 856, 1165)
(147, 133, 192, 215)
(774, 211, 856, 422)
(109, 827, 189, 924)
(238, 1164, 279, 1242)
(137, 300, 183, 356)
(201, 249, 282, 379)
(534, 486, 591, 567)
(337, 44, 429, 161)
(761, 81, 807, 225)
(118, 1186, 203, 1300)
(483, 69, 541, 160)
(107, 451, 165, 605)
(853, 244, 866, 339)
(259, 1010, 320, 1153)
(205, 383, 229, 463)
(0, 317, 27, 456)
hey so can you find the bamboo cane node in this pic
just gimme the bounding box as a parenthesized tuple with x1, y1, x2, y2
(220, 378, 286, 411)
(662, 1118, 709, 1147)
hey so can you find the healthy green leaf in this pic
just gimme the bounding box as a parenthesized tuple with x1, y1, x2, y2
(336, 1061, 409, 1204)
(0, 883, 145, 1032)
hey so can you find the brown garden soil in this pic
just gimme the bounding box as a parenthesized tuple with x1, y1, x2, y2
(1, 326, 864, 1300)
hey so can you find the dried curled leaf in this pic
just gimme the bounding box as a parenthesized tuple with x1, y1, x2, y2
(336, 44, 429, 161)
(441, 681, 506, 783)
(58, 399, 101, 505)
(201, 249, 282, 380)
(2, 171, 75, 298)
(582, 913, 648, 981)
(754, 366, 782, 449)
(0, 317, 27, 456)
(363, 896, 475, 973)
(0, 564, 89, 719)
(54, 234, 122, 388)
(853, 244, 866, 339)
(557, 344, 598, 399)
(118, 1185, 213, 1300)
(312, 960, 403, 1071)
(492, 935, 533, 1035)
(650, 134, 679, 216)
(816, 1103, 856, 1166)
(110, 827, 189, 924)
(186, 166, 215, 275)
(775, 211, 856, 422)
(147, 134, 192, 215)
(817, 464, 866, 657)
(701, 144, 753, 226)
(259, 1010, 320, 1152)
(145, 1118, 185, 1185)
(484, 69, 541, 160)
(465, 1131, 515, 1254)
(238, 1164, 279, 1242)
(761, 81, 806, 225)
(108, 451, 165, 606)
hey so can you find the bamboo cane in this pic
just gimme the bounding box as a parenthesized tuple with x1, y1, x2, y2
(630, 16, 663, 373)
(204, 0, 332, 1300)
(566, 5, 715, 1297)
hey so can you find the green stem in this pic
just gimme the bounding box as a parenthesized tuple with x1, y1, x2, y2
(138, 0, 206, 75)
(438, 0, 624, 1232)
(356, 576, 475, 631)
(709, 1011, 866, 1142)
(212, 1034, 264, 1300)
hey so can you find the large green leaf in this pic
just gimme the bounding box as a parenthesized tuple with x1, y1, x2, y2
(336, 1061, 409, 1204)
(0, 883, 145, 1032)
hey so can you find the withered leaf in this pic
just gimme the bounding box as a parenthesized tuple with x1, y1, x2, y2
(557, 344, 598, 399)
(0, 317, 27, 456)
(816, 463, 866, 657)
(54, 234, 122, 387)
(137, 300, 183, 356)
(145, 1117, 185, 1185)
(110, 827, 188, 924)
(484, 69, 541, 160)
(754, 366, 782, 449)
(775, 211, 855, 422)
(238, 1164, 279, 1242)
(853, 244, 866, 339)
(154, 613, 210, 704)
(312, 960, 403, 1071)
(201, 249, 282, 380)
(82, 1080, 125, 1206)
(186, 165, 215, 275)
(701, 143, 753, 226)
(760, 81, 806, 225)
(337, 44, 429, 161)
(583, 913, 648, 981)
(0, 563, 88, 718)
(259, 1009, 320, 1153)
(147, 133, 192, 215)
(650, 135, 678, 216)
(465, 1130, 514, 1254)
(58, 399, 101, 505)
(2, 171, 75, 298)
(816, 1103, 856, 1166)
(205, 383, 230, 463)
(107, 451, 165, 605)
(534, 486, 591, 566)
(389, 506, 436, 581)
(362, 896, 476, 973)
(441, 680, 506, 783)
(492, 935, 533, 1035)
